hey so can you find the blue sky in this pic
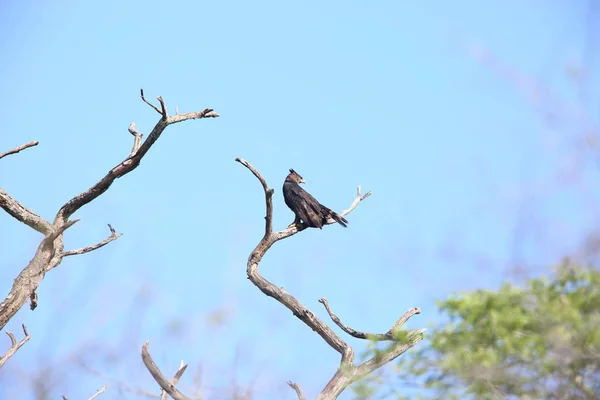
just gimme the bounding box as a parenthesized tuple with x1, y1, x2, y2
(1, 1, 598, 399)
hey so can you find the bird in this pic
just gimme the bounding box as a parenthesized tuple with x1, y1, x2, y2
(283, 169, 348, 229)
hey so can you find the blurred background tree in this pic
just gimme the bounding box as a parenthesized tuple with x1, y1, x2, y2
(385, 261, 600, 400)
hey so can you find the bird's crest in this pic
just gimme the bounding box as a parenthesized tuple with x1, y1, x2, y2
(288, 169, 305, 184)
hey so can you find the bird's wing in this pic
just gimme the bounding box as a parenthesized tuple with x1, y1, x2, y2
(284, 182, 323, 227)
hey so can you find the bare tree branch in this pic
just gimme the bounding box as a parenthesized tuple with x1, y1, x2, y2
(0, 90, 218, 332)
(237, 158, 424, 399)
(157, 96, 168, 118)
(0, 324, 30, 369)
(141, 342, 192, 400)
(62, 384, 108, 400)
(140, 88, 163, 116)
(160, 360, 188, 400)
(388, 306, 422, 334)
(320, 299, 422, 341)
(287, 381, 306, 400)
(128, 123, 143, 157)
(316, 302, 424, 399)
(62, 224, 122, 257)
(0, 141, 39, 160)
(57, 93, 219, 221)
(0, 189, 53, 235)
(236, 158, 359, 359)
(88, 384, 109, 400)
(355, 328, 426, 377)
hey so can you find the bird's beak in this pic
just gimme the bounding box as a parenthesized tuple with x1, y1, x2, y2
(299, 178, 306, 184)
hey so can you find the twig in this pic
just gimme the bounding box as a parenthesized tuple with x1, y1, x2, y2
(388, 307, 421, 334)
(140, 88, 163, 115)
(319, 298, 387, 341)
(235, 158, 274, 236)
(287, 381, 306, 400)
(62, 224, 122, 257)
(160, 360, 188, 400)
(320, 299, 421, 341)
(0, 141, 39, 160)
(157, 96, 168, 118)
(141, 342, 192, 400)
(62, 384, 108, 400)
(128, 123, 143, 157)
(0, 324, 30, 369)
(89, 385, 109, 400)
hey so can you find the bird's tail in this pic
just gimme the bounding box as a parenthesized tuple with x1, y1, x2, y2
(322, 206, 348, 228)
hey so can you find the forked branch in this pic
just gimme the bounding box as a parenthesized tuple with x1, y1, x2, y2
(160, 360, 188, 400)
(142, 342, 191, 400)
(0, 91, 218, 333)
(287, 381, 306, 400)
(62, 224, 122, 257)
(237, 158, 422, 399)
(0, 324, 30, 369)
(57, 92, 219, 220)
(320, 299, 421, 341)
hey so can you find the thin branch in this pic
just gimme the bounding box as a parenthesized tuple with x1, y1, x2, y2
(388, 307, 421, 334)
(128, 123, 143, 157)
(320, 299, 422, 341)
(140, 88, 163, 115)
(0, 324, 30, 369)
(319, 298, 390, 341)
(89, 385, 109, 400)
(287, 381, 306, 400)
(62, 384, 108, 400)
(157, 96, 168, 118)
(56, 90, 219, 221)
(0, 189, 53, 235)
(76, 356, 159, 398)
(62, 224, 122, 257)
(355, 328, 426, 377)
(141, 342, 192, 400)
(168, 108, 220, 123)
(235, 158, 270, 195)
(160, 360, 188, 400)
(235, 157, 274, 236)
(0, 141, 39, 160)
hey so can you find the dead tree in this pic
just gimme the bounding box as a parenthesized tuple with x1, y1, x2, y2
(0, 90, 218, 383)
(1, 90, 423, 399)
(141, 159, 425, 399)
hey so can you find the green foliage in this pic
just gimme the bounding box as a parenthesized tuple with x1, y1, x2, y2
(391, 260, 600, 399)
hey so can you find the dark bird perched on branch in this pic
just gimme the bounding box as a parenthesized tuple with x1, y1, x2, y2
(283, 169, 348, 229)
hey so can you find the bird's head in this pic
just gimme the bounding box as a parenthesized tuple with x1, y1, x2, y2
(288, 169, 305, 184)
